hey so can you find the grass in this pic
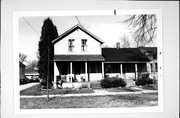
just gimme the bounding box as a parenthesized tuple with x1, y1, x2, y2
(20, 93, 158, 109)
(141, 85, 158, 90)
(106, 87, 142, 92)
(20, 84, 42, 96)
(20, 82, 158, 96)
(20, 84, 142, 96)
(90, 81, 158, 91)
(20, 84, 94, 96)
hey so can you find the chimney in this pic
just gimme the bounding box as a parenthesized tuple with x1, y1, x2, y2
(116, 42, 120, 49)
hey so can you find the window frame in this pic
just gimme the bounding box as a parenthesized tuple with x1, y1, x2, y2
(68, 39, 75, 52)
(81, 39, 87, 52)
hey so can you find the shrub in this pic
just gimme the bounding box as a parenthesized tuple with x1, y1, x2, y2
(100, 77, 126, 88)
(100, 78, 112, 88)
(135, 73, 154, 86)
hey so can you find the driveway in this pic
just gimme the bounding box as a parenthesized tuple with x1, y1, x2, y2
(20, 82, 40, 91)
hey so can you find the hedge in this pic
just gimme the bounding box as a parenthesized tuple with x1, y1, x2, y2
(100, 77, 126, 88)
(135, 73, 154, 86)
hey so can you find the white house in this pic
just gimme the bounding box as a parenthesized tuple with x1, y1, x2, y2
(52, 24, 157, 89)
(52, 24, 105, 88)
(25, 68, 39, 80)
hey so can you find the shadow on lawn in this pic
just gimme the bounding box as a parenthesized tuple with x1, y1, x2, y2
(106, 87, 142, 92)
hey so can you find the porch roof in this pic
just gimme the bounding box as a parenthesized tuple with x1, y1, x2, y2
(102, 48, 150, 62)
(54, 55, 105, 61)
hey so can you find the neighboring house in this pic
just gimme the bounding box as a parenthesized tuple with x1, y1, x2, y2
(52, 24, 157, 88)
(138, 47, 158, 79)
(19, 62, 26, 83)
(25, 68, 39, 80)
(102, 48, 150, 80)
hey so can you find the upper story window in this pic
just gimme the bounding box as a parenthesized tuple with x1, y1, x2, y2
(68, 39, 74, 52)
(81, 39, 87, 51)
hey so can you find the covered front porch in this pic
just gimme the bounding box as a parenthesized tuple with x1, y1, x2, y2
(104, 62, 148, 79)
(53, 55, 105, 89)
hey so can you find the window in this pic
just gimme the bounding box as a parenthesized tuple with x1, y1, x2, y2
(105, 63, 120, 73)
(123, 63, 135, 73)
(68, 39, 74, 52)
(137, 63, 147, 72)
(81, 39, 87, 51)
(73, 62, 85, 74)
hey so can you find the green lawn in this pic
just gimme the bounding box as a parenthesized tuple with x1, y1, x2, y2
(20, 84, 144, 96)
(20, 93, 158, 109)
(20, 84, 94, 96)
(20, 83, 157, 96)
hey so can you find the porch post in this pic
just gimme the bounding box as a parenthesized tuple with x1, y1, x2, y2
(102, 62, 104, 79)
(146, 63, 151, 73)
(54, 61, 58, 89)
(152, 61, 156, 79)
(135, 63, 138, 80)
(85, 62, 88, 81)
(120, 64, 123, 78)
(70, 62, 72, 82)
(146, 62, 152, 78)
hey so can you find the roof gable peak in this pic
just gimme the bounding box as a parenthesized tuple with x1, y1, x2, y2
(52, 24, 104, 44)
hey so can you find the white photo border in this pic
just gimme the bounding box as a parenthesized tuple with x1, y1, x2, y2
(13, 9, 163, 114)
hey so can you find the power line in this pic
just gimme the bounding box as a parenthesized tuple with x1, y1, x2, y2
(75, 16, 82, 26)
(22, 17, 40, 36)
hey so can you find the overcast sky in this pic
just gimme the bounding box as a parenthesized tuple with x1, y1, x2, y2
(19, 15, 155, 62)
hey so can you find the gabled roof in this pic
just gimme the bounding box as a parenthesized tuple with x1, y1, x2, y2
(52, 24, 104, 44)
(102, 48, 150, 62)
(138, 47, 157, 60)
(138, 47, 157, 55)
(54, 55, 105, 61)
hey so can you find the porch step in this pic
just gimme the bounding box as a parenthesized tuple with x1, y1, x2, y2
(90, 82, 102, 89)
(125, 79, 135, 87)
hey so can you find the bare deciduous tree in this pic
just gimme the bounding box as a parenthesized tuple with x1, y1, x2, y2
(120, 34, 131, 48)
(19, 53, 28, 63)
(124, 15, 157, 47)
(26, 60, 38, 70)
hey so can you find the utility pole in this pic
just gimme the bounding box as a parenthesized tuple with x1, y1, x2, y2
(47, 44, 50, 100)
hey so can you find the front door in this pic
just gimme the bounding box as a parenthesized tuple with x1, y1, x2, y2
(73, 62, 85, 82)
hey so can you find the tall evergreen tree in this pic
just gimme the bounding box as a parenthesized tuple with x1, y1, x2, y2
(38, 18, 58, 86)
